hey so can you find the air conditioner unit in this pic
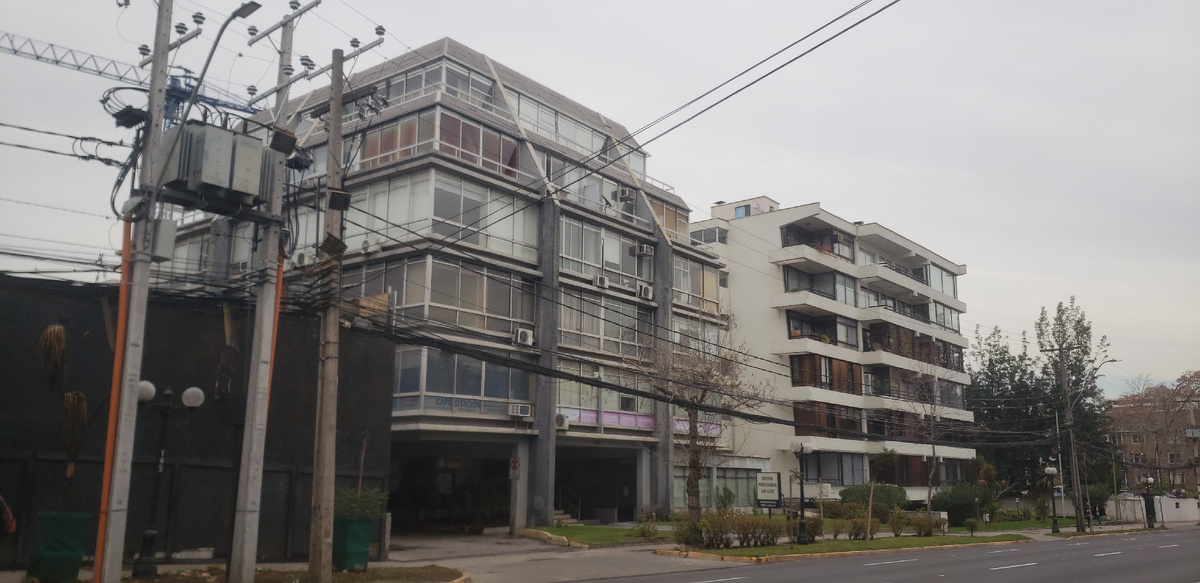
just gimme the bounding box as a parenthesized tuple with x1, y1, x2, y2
(554, 413, 570, 430)
(593, 274, 609, 289)
(235, 261, 250, 274)
(637, 244, 654, 256)
(361, 237, 382, 254)
(637, 283, 654, 301)
(294, 252, 314, 267)
(592, 370, 603, 380)
(617, 188, 636, 202)
(514, 328, 535, 346)
(509, 403, 532, 417)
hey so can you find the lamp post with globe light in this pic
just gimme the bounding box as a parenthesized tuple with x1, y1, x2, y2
(791, 444, 809, 544)
(132, 383, 205, 578)
(1044, 466, 1059, 533)
(1140, 477, 1155, 529)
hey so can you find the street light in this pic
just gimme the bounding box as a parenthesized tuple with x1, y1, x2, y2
(791, 444, 809, 545)
(132, 386, 205, 578)
(1044, 466, 1059, 534)
(1140, 477, 1155, 530)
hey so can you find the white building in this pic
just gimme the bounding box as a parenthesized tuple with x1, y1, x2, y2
(691, 197, 976, 502)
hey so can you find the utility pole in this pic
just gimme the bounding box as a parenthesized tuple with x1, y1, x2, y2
(1044, 344, 1085, 533)
(96, 2, 173, 582)
(229, 2, 315, 580)
(309, 48, 345, 583)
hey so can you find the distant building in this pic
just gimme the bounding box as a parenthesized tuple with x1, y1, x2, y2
(691, 197, 976, 502)
(1108, 393, 1200, 493)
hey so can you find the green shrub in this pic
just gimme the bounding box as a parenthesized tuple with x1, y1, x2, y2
(334, 487, 388, 520)
(824, 501, 867, 519)
(805, 516, 824, 541)
(889, 512, 907, 537)
(828, 518, 850, 540)
(931, 482, 995, 527)
(731, 515, 784, 547)
(993, 508, 1021, 523)
(673, 522, 704, 547)
(671, 511, 690, 523)
(840, 483, 909, 510)
(1033, 497, 1048, 521)
(963, 518, 980, 536)
(849, 518, 882, 540)
(716, 486, 736, 512)
(698, 513, 735, 549)
(909, 515, 945, 537)
(631, 515, 658, 538)
(1017, 506, 1033, 521)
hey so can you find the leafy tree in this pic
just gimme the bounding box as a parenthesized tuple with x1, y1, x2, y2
(1035, 297, 1117, 532)
(1109, 370, 1200, 489)
(966, 327, 1048, 493)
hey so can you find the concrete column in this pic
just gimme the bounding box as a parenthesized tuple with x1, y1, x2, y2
(651, 231, 674, 517)
(513, 440, 530, 529)
(530, 197, 560, 526)
(636, 447, 651, 515)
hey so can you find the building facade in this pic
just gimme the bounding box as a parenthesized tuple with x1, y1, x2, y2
(691, 197, 976, 502)
(1108, 395, 1200, 493)
(159, 38, 734, 527)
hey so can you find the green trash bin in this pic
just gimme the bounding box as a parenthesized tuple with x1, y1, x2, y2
(332, 516, 373, 572)
(27, 511, 94, 583)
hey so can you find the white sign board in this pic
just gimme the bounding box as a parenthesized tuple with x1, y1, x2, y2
(756, 472, 782, 508)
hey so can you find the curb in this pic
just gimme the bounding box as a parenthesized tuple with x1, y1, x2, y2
(514, 529, 590, 549)
(656, 538, 1032, 564)
(448, 574, 472, 583)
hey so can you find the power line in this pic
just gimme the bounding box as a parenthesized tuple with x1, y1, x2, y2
(0, 196, 116, 220)
(0, 121, 131, 148)
(0, 141, 125, 167)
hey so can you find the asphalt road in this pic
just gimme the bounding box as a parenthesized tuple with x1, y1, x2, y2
(587, 529, 1200, 583)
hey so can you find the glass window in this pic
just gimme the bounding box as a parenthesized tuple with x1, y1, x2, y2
(455, 355, 482, 396)
(426, 348, 455, 394)
(734, 205, 749, 218)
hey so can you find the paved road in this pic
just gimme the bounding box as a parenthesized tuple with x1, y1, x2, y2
(586, 528, 1200, 583)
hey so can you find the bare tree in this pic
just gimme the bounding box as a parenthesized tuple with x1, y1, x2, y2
(1110, 371, 1200, 488)
(900, 337, 968, 510)
(634, 314, 768, 525)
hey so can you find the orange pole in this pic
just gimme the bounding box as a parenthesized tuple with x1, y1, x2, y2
(94, 220, 132, 582)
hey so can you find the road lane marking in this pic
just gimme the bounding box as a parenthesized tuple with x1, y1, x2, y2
(1068, 542, 1089, 546)
(863, 558, 918, 566)
(1158, 544, 1179, 548)
(987, 549, 1018, 553)
(688, 578, 747, 583)
(989, 562, 1037, 570)
(1093, 552, 1122, 557)
(1123, 537, 1138, 541)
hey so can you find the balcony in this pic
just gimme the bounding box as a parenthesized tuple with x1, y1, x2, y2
(859, 305, 968, 348)
(769, 290, 859, 320)
(858, 350, 970, 385)
(769, 336, 861, 361)
(769, 244, 847, 274)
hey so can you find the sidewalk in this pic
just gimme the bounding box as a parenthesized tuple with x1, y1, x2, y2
(6, 522, 1195, 583)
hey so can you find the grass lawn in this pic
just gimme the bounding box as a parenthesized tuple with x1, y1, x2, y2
(947, 519, 1053, 533)
(1046, 527, 1163, 538)
(146, 566, 461, 583)
(532, 525, 670, 547)
(702, 533, 1031, 557)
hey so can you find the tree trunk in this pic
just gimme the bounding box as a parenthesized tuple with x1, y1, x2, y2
(686, 407, 703, 525)
(926, 442, 937, 511)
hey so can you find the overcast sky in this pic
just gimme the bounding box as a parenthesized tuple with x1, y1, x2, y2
(2, 0, 1196, 395)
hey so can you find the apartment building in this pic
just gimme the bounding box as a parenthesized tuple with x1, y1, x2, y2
(1108, 396, 1200, 493)
(691, 197, 976, 502)
(158, 38, 728, 528)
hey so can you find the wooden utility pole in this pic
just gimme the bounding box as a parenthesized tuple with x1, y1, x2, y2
(96, 2, 172, 582)
(1044, 344, 1085, 533)
(309, 48, 345, 583)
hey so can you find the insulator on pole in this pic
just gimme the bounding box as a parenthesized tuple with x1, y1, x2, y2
(138, 44, 150, 57)
(175, 22, 188, 35)
(192, 12, 205, 25)
(289, 0, 301, 9)
(282, 64, 295, 76)
(350, 37, 360, 48)
(247, 25, 258, 37)
(247, 85, 257, 97)
(375, 25, 385, 37)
